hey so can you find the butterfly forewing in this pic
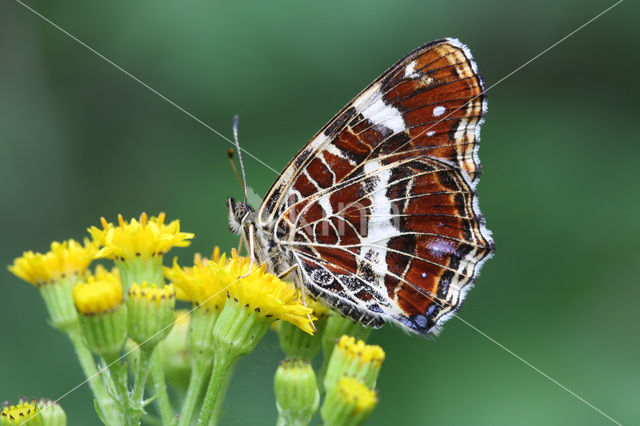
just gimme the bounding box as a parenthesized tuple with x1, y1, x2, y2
(256, 38, 493, 336)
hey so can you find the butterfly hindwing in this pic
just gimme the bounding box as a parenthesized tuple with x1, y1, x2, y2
(255, 39, 493, 336)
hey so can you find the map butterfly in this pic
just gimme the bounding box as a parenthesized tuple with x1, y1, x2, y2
(228, 39, 494, 336)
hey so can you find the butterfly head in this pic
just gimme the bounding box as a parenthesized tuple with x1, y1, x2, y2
(227, 197, 255, 235)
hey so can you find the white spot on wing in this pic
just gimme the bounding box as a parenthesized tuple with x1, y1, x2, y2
(360, 160, 395, 277)
(404, 61, 419, 78)
(353, 82, 405, 133)
(325, 144, 356, 166)
(317, 195, 333, 217)
(427, 130, 435, 137)
(433, 106, 446, 117)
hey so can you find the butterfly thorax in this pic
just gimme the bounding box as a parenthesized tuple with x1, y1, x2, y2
(226, 197, 295, 277)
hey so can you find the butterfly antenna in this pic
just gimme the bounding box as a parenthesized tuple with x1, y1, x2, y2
(232, 114, 248, 202)
(227, 149, 244, 190)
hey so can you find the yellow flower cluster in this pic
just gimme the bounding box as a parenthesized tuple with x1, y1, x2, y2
(8, 239, 97, 286)
(220, 254, 316, 335)
(336, 377, 378, 413)
(73, 266, 123, 315)
(0, 399, 39, 425)
(89, 213, 194, 261)
(166, 248, 315, 335)
(336, 335, 385, 366)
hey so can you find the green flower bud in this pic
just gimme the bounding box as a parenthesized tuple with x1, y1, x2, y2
(274, 359, 319, 426)
(126, 282, 176, 349)
(36, 400, 66, 426)
(157, 309, 192, 391)
(278, 298, 329, 360)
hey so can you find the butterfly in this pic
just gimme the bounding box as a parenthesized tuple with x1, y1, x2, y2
(228, 39, 494, 336)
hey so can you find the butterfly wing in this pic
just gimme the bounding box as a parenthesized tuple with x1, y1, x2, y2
(258, 39, 494, 336)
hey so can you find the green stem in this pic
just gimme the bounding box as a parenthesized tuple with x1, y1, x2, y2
(108, 359, 134, 426)
(197, 353, 235, 426)
(131, 347, 154, 412)
(209, 364, 233, 426)
(150, 350, 175, 425)
(177, 361, 209, 426)
(67, 330, 118, 425)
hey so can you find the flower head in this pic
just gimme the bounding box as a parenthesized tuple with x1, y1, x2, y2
(72, 266, 127, 361)
(163, 250, 228, 313)
(1, 398, 41, 426)
(8, 239, 97, 286)
(220, 253, 315, 335)
(320, 377, 377, 426)
(73, 266, 123, 315)
(335, 335, 385, 367)
(323, 335, 385, 395)
(89, 213, 194, 261)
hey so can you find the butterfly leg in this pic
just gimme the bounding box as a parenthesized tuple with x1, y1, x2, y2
(237, 236, 244, 254)
(289, 266, 318, 334)
(239, 224, 256, 278)
(276, 264, 298, 281)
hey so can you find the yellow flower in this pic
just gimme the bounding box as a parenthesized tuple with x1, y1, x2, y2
(335, 335, 385, 366)
(163, 250, 228, 313)
(323, 335, 385, 395)
(308, 297, 330, 319)
(73, 266, 123, 315)
(1, 398, 41, 426)
(218, 253, 316, 335)
(8, 239, 97, 286)
(320, 377, 378, 426)
(89, 212, 194, 261)
(73, 266, 127, 361)
(196, 250, 315, 425)
(335, 377, 378, 413)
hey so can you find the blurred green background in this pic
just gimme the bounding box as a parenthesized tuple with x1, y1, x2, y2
(1, 0, 638, 424)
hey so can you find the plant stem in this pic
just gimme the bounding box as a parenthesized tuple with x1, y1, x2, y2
(177, 361, 209, 426)
(67, 329, 118, 425)
(209, 364, 233, 426)
(150, 350, 175, 425)
(131, 347, 154, 412)
(108, 359, 135, 426)
(197, 353, 234, 426)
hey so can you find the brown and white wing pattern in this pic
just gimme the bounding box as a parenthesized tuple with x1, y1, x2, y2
(259, 39, 494, 336)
